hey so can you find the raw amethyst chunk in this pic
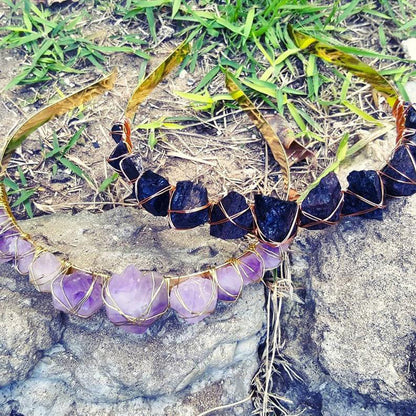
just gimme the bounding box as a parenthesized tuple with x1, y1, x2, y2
(0, 230, 18, 264)
(107, 141, 129, 173)
(120, 154, 143, 182)
(299, 172, 342, 230)
(136, 170, 170, 216)
(342, 170, 384, 220)
(237, 251, 265, 285)
(104, 265, 168, 334)
(255, 243, 284, 270)
(214, 250, 264, 300)
(215, 264, 243, 302)
(29, 252, 65, 292)
(170, 181, 209, 229)
(254, 195, 298, 243)
(405, 103, 416, 129)
(381, 144, 416, 196)
(15, 238, 35, 274)
(170, 276, 217, 323)
(210, 191, 253, 239)
(52, 271, 103, 318)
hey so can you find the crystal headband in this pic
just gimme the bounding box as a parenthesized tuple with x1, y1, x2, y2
(0, 30, 415, 335)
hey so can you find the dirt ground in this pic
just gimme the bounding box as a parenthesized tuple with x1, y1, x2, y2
(0, 1, 406, 224)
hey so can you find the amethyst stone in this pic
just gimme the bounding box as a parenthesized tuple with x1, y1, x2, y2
(255, 243, 283, 270)
(15, 238, 35, 274)
(237, 252, 264, 285)
(215, 264, 243, 302)
(52, 271, 103, 318)
(170, 276, 217, 323)
(215, 251, 265, 298)
(29, 252, 64, 293)
(0, 230, 18, 264)
(104, 265, 169, 334)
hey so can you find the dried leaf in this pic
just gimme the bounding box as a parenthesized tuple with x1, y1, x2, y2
(224, 70, 291, 193)
(125, 40, 190, 121)
(33, 201, 56, 214)
(288, 26, 399, 107)
(266, 114, 315, 166)
(1, 69, 117, 161)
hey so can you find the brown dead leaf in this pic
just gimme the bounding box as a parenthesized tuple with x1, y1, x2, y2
(2, 70, 117, 157)
(1, 69, 117, 163)
(266, 114, 315, 166)
(225, 70, 291, 193)
(125, 40, 191, 121)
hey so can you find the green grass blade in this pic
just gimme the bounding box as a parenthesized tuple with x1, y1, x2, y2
(99, 172, 119, 192)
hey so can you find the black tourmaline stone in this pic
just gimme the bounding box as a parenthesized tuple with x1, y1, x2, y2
(210, 191, 253, 239)
(136, 170, 170, 217)
(120, 154, 143, 182)
(111, 123, 124, 143)
(405, 104, 416, 129)
(342, 170, 384, 220)
(170, 181, 209, 229)
(254, 195, 298, 243)
(406, 133, 416, 143)
(381, 144, 416, 196)
(299, 172, 342, 230)
(108, 141, 129, 172)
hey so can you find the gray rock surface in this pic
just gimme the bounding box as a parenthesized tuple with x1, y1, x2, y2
(0, 207, 265, 416)
(279, 195, 416, 415)
(2, 197, 416, 416)
(0, 284, 62, 387)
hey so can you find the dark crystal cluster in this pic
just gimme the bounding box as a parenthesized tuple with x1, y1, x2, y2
(169, 181, 209, 229)
(299, 172, 342, 229)
(210, 191, 253, 239)
(254, 195, 298, 242)
(381, 144, 416, 197)
(133, 170, 170, 217)
(405, 104, 416, 129)
(106, 103, 416, 244)
(342, 170, 384, 220)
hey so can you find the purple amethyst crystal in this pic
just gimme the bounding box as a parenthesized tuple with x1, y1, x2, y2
(236, 251, 264, 285)
(170, 276, 217, 323)
(215, 264, 243, 302)
(0, 230, 19, 264)
(255, 243, 283, 270)
(15, 238, 35, 274)
(52, 271, 103, 318)
(104, 265, 169, 334)
(29, 252, 65, 293)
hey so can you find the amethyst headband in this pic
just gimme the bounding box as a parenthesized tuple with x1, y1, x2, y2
(1, 31, 415, 335)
